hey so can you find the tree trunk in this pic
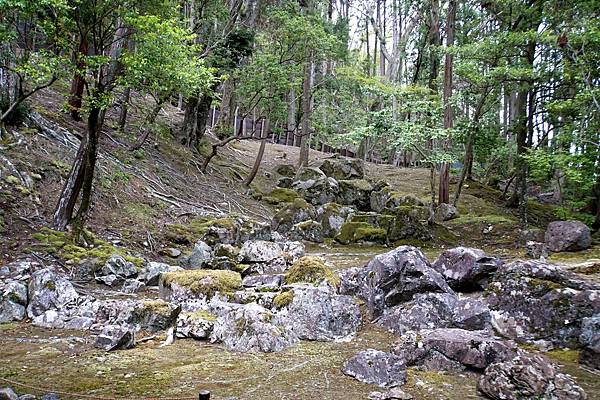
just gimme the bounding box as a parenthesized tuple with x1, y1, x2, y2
(244, 118, 270, 187)
(182, 92, 213, 148)
(118, 87, 131, 131)
(298, 53, 313, 167)
(129, 99, 164, 151)
(68, 37, 88, 121)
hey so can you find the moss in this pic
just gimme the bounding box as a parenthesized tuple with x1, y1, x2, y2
(185, 310, 217, 322)
(528, 278, 562, 291)
(44, 280, 56, 290)
(546, 349, 580, 364)
(161, 269, 242, 297)
(262, 196, 281, 205)
(269, 188, 299, 203)
(4, 175, 19, 185)
(335, 222, 387, 245)
(164, 217, 238, 245)
(273, 290, 294, 309)
(285, 256, 340, 287)
(342, 179, 372, 191)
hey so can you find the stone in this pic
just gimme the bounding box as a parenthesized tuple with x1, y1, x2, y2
(342, 349, 406, 388)
(545, 220, 591, 252)
(0, 387, 18, 400)
(338, 267, 364, 296)
(295, 166, 326, 181)
(141, 262, 182, 286)
(73, 258, 102, 282)
(478, 353, 587, 400)
(100, 255, 137, 279)
(386, 207, 432, 242)
(210, 303, 298, 352)
(214, 243, 239, 259)
(275, 164, 296, 177)
(271, 198, 317, 234)
(276, 176, 293, 188)
(27, 268, 79, 318)
(335, 221, 387, 245)
(160, 247, 182, 258)
(288, 220, 324, 243)
(293, 177, 339, 206)
(579, 314, 599, 370)
(159, 269, 242, 303)
(525, 241, 549, 259)
(337, 179, 374, 210)
(316, 202, 353, 237)
(242, 274, 283, 291)
(436, 203, 459, 221)
(184, 240, 213, 269)
(431, 247, 502, 291)
(176, 311, 216, 339)
(381, 388, 413, 400)
(233, 291, 278, 309)
(376, 293, 491, 334)
(279, 286, 361, 341)
(353, 246, 453, 318)
(319, 156, 364, 180)
(0, 281, 27, 323)
(121, 279, 145, 294)
(94, 324, 135, 351)
(392, 329, 519, 371)
(95, 274, 122, 287)
(370, 188, 424, 213)
(130, 300, 180, 332)
(485, 260, 600, 347)
(238, 240, 282, 263)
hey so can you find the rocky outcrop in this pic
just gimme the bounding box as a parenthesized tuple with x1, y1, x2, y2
(288, 220, 324, 243)
(210, 303, 298, 352)
(392, 329, 519, 371)
(579, 314, 599, 370)
(27, 268, 79, 319)
(176, 310, 216, 339)
(337, 179, 374, 210)
(485, 260, 600, 347)
(0, 281, 27, 323)
(319, 156, 364, 180)
(478, 353, 587, 400)
(545, 220, 591, 252)
(431, 247, 502, 291)
(342, 349, 406, 387)
(271, 198, 317, 233)
(94, 325, 136, 351)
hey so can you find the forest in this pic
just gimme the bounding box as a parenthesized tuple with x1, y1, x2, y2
(0, 0, 599, 399)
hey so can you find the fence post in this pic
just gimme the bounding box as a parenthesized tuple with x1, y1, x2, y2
(198, 390, 210, 400)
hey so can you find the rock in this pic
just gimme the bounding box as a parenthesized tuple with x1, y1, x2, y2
(386, 207, 432, 242)
(238, 240, 283, 263)
(316, 202, 353, 237)
(342, 349, 406, 388)
(206, 256, 238, 271)
(210, 303, 298, 352)
(99, 255, 137, 279)
(335, 221, 387, 245)
(160, 247, 181, 258)
(338, 267, 364, 296)
(130, 300, 180, 332)
(27, 268, 79, 318)
(295, 166, 326, 181)
(279, 286, 361, 341)
(288, 220, 324, 243)
(275, 164, 296, 177)
(354, 246, 453, 318)
(525, 241, 549, 259)
(293, 177, 339, 206)
(176, 310, 216, 339)
(73, 258, 102, 282)
(319, 156, 364, 180)
(381, 388, 413, 400)
(370, 188, 425, 213)
(431, 247, 502, 291)
(233, 290, 278, 309)
(478, 353, 587, 400)
(271, 198, 317, 233)
(337, 179, 374, 210)
(214, 244, 240, 259)
(436, 203, 459, 221)
(0, 280, 28, 323)
(121, 279, 145, 294)
(141, 262, 182, 286)
(284, 256, 338, 287)
(184, 240, 213, 269)
(94, 324, 135, 351)
(377, 293, 491, 334)
(242, 274, 283, 291)
(0, 387, 18, 400)
(159, 269, 242, 302)
(579, 314, 599, 370)
(19, 395, 36, 400)
(41, 395, 59, 400)
(392, 329, 519, 371)
(545, 220, 591, 252)
(276, 176, 293, 188)
(95, 274, 122, 287)
(485, 260, 600, 347)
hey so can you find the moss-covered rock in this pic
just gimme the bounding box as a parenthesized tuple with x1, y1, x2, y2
(274, 164, 296, 177)
(293, 177, 339, 206)
(335, 222, 387, 244)
(269, 188, 299, 203)
(271, 198, 317, 233)
(371, 187, 425, 213)
(387, 206, 432, 242)
(165, 216, 271, 246)
(285, 256, 340, 287)
(337, 179, 374, 210)
(316, 202, 353, 237)
(289, 220, 324, 243)
(295, 167, 326, 181)
(159, 269, 242, 300)
(132, 300, 180, 332)
(273, 290, 294, 309)
(318, 156, 364, 180)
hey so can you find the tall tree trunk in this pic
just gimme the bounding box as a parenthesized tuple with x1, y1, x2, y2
(438, 0, 456, 205)
(67, 37, 88, 121)
(244, 117, 270, 187)
(118, 87, 130, 131)
(298, 53, 313, 167)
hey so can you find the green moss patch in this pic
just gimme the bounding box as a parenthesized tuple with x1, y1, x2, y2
(164, 217, 238, 245)
(160, 269, 242, 297)
(273, 290, 294, 309)
(285, 256, 340, 287)
(335, 222, 387, 245)
(269, 188, 299, 203)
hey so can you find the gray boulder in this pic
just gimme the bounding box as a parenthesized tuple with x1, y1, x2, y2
(0, 388, 18, 400)
(210, 303, 298, 352)
(293, 177, 339, 206)
(27, 268, 78, 318)
(342, 349, 406, 388)
(280, 286, 361, 341)
(0, 281, 28, 323)
(121, 279, 145, 294)
(319, 157, 364, 180)
(579, 314, 599, 370)
(239, 240, 283, 263)
(478, 353, 587, 400)
(99, 255, 137, 278)
(242, 274, 283, 291)
(176, 311, 216, 339)
(436, 203, 459, 221)
(271, 198, 317, 233)
(184, 240, 213, 269)
(337, 179, 374, 210)
(73, 258, 102, 282)
(94, 324, 135, 351)
(295, 167, 326, 181)
(545, 220, 591, 252)
(431, 247, 502, 291)
(288, 220, 324, 243)
(141, 262, 182, 286)
(316, 202, 353, 237)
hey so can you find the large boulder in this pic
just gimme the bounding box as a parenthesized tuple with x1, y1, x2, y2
(238, 240, 300, 275)
(0, 281, 28, 323)
(293, 177, 339, 206)
(579, 314, 599, 370)
(342, 349, 406, 388)
(130, 300, 180, 332)
(94, 325, 136, 351)
(435, 203, 459, 221)
(183, 240, 213, 269)
(545, 220, 591, 252)
(176, 310, 216, 339)
(478, 353, 587, 400)
(335, 221, 387, 245)
(159, 269, 242, 302)
(27, 268, 79, 318)
(370, 187, 424, 213)
(210, 303, 298, 352)
(140, 262, 182, 286)
(485, 260, 600, 347)
(295, 167, 327, 181)
(386, 206, 432, 242)
(271, 198, 317, 233)
(100, 255, 137, 278)
(279, 286, 361, 341)
(351, 246, 453, 318)
(392, 329, 520, 371)
(316, 203, 353, 237)
(288, 220, 324, 243)
(376, 293, 491, 334)
(319, 157, 364, 180)
(431, 247, 502, 291)
(337, 179, 374, 210)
